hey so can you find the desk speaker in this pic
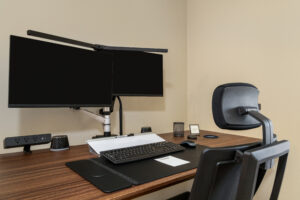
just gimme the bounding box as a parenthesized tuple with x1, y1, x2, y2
(50, 135, 69, 151)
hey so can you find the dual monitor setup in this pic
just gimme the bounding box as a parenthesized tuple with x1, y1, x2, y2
(6, 31, 290, 198)
(8, 30, 167, 137)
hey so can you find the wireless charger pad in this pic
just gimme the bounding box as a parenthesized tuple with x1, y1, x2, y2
(203, 135, 218, 139)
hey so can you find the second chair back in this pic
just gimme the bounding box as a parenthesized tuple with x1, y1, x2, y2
(189, 142, 263, 200)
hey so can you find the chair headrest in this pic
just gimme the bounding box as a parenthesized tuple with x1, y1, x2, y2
(212, 83, 261, 130)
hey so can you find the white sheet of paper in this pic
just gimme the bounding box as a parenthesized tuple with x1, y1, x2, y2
(155, 156, 190, 167)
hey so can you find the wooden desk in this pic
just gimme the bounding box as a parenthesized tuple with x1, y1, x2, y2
(0, 130, 259, 200)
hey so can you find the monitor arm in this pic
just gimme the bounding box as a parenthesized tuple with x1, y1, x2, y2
(238, 107, 277, 169)
(72, 96, 119, 138)
(79, 107, 112, 137)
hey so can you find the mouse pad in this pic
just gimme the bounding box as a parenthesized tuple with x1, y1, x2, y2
(66, 145, 206, 192)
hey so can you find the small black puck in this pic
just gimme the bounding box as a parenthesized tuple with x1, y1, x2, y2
(203, 134, 218, 139)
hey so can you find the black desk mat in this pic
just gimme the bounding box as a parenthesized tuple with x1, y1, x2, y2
(66, 145, 206, 192)
(66, 159, 132, 193)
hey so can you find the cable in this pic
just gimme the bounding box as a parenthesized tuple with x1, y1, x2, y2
(116, 96, 123, 135)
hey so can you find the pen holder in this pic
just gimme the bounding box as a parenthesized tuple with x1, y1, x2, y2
(141, 126, 152, 133)
(173, 122, 184, 137)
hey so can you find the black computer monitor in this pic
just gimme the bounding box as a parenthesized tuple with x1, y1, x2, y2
(9, 35, 113, 107)
(111, 51, 163, 96)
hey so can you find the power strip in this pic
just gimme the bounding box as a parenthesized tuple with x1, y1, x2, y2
(4, 133, 51, 152)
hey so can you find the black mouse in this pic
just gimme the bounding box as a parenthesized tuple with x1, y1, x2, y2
(180, 140, 196, 148)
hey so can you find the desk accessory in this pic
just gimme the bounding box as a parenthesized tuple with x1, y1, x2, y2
(180, 140, 196, 148)
(173, 122, 184, 137)
(141, 126, 152, 133)
(66, 160, 132, 193)
(50, 135, 70, 151)
(87, 133, 165, 155)
(189, 124, 200, 135)
(203, 135, 218, 139)
(4, 133, 51, 153)
(100, 141, 184, 164)
(66, 145, 205, 192)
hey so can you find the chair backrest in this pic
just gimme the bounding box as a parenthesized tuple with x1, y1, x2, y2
(189, 142, 262, 200)
(212, 83, 261, 130)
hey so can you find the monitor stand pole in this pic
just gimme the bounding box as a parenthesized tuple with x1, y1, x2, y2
(79, 108, 117, 138)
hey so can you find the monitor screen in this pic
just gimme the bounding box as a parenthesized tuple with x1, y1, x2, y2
(111, 51, 163, 96)
(9, 35, 113, 107)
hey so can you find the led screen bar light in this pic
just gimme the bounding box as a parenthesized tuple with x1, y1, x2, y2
(27, 30, 168, 53)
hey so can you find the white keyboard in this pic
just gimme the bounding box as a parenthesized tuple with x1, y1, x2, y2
(87, 133, 165, 155)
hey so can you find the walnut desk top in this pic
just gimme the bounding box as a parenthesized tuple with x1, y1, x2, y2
(0, 130, 259, 200)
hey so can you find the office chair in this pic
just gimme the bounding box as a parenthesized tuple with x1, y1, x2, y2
(168, 83, 289, 200)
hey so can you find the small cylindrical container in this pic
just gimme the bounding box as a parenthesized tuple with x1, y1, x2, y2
(141, 126, 152, 133)
(173, 122, 184, 137)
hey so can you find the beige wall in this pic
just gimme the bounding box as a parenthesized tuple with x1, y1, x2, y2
(0, 0, 187, 152)
(1, 0, 298, 199)
(187, 0, 300, 199)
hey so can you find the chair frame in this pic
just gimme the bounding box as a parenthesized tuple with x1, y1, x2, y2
(236, 140, 289, 200)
